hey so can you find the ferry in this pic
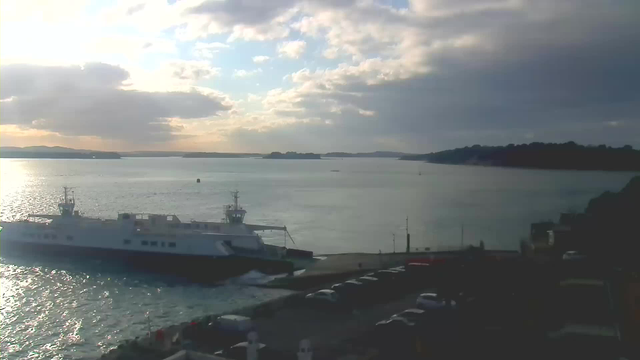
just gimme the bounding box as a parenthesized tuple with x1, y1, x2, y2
(0, 188, 313, 281)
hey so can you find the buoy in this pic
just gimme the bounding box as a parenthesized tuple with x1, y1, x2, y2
(196, 178, 201, 183)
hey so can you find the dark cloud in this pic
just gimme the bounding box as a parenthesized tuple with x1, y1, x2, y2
(187, 0, 358, 26)
(276, 0, 640, 151)
(0, 63, 230, 143)
(188, 0, 298, 26)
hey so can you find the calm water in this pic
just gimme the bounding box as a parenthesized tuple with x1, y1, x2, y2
(1, 157, 637, 359)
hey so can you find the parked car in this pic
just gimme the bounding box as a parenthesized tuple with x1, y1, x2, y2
(416, 293, 457, 310)
(374, 317, 417, 342)
(376, 317, 415, 327)
(205, 314, 255, 347)
(331, 282, 346, 291)
(358, 276, 380, 285)
(373, 269, 401, 280)
(331, 281, 362, 298)
(344, 279, 364, 286)
(406, 262, 432, 280)
(305, 289, 339, 303)
(374, 317, 420, 358)
(390, 308, 426, 324)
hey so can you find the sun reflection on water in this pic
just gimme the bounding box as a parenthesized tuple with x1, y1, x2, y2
(1, 159, 31, 221)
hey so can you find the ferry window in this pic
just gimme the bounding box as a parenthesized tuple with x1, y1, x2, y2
(213, 226, 220, 232)
(66, 235, 73, 241)
(150, 241, 158, 246)
(52, 234, 57, 239)
(123, 239, 131, 245)
(37, 234, 41, 239)
(141, 240, 148, 246)
(30, 234, 35, 238)
(134, 221, 143, 226)
(168, 242, 176, 248)
(161, 242, 165, 247)
(204, 224, 208, 229)
(194, 224, 200, 229)
(44, 234, 49, 239)
(183, 224, 191, 229)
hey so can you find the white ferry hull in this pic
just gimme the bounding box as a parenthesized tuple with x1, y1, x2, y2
(0, 188, 308, 282)
(0, 237, 294, 282)
(0, 221, 294, 282)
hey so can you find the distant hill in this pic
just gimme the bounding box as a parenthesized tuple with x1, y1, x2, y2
(264, 152, 322, 159)
(1, 146, 93, 153)
(183, 152, 261, 158)
(324, 151, 410, 158)
(1, 146, 121, 159)
(400, 142, 640, 171)
(121, 151, 187, 157)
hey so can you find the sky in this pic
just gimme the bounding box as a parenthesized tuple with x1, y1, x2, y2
(1, 0, 639, 153)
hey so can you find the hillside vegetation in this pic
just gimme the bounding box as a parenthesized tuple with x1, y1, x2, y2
(400, 142, 640, 171)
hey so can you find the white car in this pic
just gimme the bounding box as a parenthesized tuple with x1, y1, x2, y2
(416, 293, 457, 310)
(390, 308, 426, 323)
(305, 289, 339, 303)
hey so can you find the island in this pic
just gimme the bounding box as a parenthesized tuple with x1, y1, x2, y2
(122, 151, 187, 157)
(183, 152, 246, 158)
(263, 152, 322, 159)
(400, 142, 640, 171)
(324, 151, 410, 158)
(0, 146, 121, 159)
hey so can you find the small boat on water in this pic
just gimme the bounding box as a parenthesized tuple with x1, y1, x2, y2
(0, 188, 313, 282)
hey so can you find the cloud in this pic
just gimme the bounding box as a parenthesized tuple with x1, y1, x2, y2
(233, 68, 263, 78)
(0, 63, 231, 143)
(255, 0, 640, 151)
(126, 3, 146, 16)
(188, 0, 297, 26)
(193, 41, 230, 59)
(169, 60, 219, 81)
(178, 0, 298, 41)
(277, 40, 307, 59)
(252, 55, 270, 64)
(3, 0, 640, 152)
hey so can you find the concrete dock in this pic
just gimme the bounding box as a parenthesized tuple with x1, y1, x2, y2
(266, 251, 459, 290)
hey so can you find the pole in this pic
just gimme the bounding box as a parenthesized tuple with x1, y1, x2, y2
(392, 233, 396, 253)
(406, 216, 410, 253)
(146, 313, 151, 339)
(461, 224, 464, 248)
